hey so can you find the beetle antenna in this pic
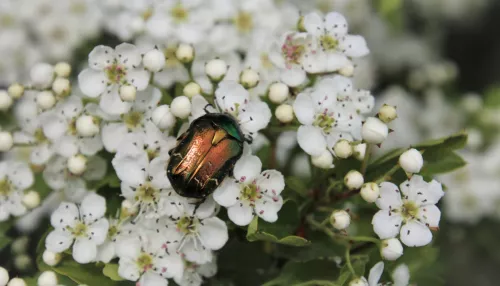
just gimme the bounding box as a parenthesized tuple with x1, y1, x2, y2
(203, 104, 214, 114)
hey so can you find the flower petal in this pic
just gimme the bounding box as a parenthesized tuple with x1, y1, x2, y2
(213, 179, 240, 207)
(303, 12, 324, 37)
(102, 123, 128, 152)
(148, 156, 172, 189)
(372, 210, 403, 239)
(81, 193, 107, 222)
(417, 204, 441, 228)
(87, 218, 109, 245)
(97, 240, 116, 263)
(78, 69, 107, 98)
(55, 135, 78, 157)
(50, 202, 79, 229)
(198, 217, 228, 250)
(127, 68, 150, 91)
(293, 93, 315, 125)
(399, 220, 432, 247)
(238, 101, 272, 133)
(8, 161, 33, 190)
(392, 264, 410, 286)
(88, 45, 115, 70)
(227, 202, 254, 226)
(339, 35, 369, 58)
(376, 182, 403, 210)
(324, 12, 348, 36)
(45, 229, 74, 253)
(368, 261, 384, 286)
(115, 43, 142, 68)
(100, 87, 132, 116)
(255, 195, 283, 223)
(280, 67, 306, 87)
(73, 237, 97, 263)
(256, 170, 285, 196)
(112, 152, 148, 186)
(139, 272, 168, 286)
(118, 258, 141, 281)
(297, 125, 327, 156)
(233, 155, 262, 183)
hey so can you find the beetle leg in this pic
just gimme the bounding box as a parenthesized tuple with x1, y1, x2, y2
(244, 134, 253, 144)
(172, 152, 183, 159)
(203, 104, 214, 114)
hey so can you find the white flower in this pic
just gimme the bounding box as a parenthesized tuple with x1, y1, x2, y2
(45, 193, 109, 264)
(97, 219, 136, 263)
(302, 12, 369, 74)
(0, 161, 33, 221)
(214, 155, 284, 226)
(392, 264, 410, 286)
(293, 77, 363, 158)
(115, 232, 184, 285)
(380, 238, 403, 261)
(30, 63, 54, 89)
(174, 259, 217, 286)
(330, 210, 350, 230)
(399, 148, 424, 174)
(372, 175, 444, 247)
(78, 43, 149, 115)
(101, 87, 162, 152)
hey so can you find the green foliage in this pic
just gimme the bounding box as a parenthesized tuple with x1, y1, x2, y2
(247, 201, 310, 246)
(103, 263, 125, 281)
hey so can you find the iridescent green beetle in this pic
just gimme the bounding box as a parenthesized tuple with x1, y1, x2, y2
(167, 112, 249, 199)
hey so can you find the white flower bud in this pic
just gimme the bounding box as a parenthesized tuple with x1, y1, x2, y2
(14, 254, 31, 271)
(30, 63, 54, 88)
(205, 59, 227, 82)
(360, 182, 380, 203)
(0, 132, 13, 152)
(36, 91, 56, 110)
(353, 143, 366, 161)
(344, 170, 364, 190)
(275, 104, 294, 123)
(143, 49, 166, 72)
(339, 64, 354, 77)
(0, 266, 9, 286)
(268, 82, 289, 104)
(7, 278, 26, 286)
(130, 17, 145, 33)
(175, 44, 195, 63)
(466, 128, 482, 150)
(0, 90, 13, 110)
(398, 148, 423, 174)
(8, 83, 24, 99)
(381, 238, 403, 261)
(348, 277, 368, 286)
(378, 104, 397, 123)
(362, 117, 388, 144)
(54, 62, 71, 78)
(239, 69, 259, 89)
(461, 93, 482, 113)
(67, 155, 87, 175)
(11, 237, 29, 254)
(121, 199, 137, 217)
(171, 96, 191, 119)
(152, 105, 175, 130)
(330, 210, 351, 230)
(311, 150, 334, 169)
(52, 77, 71, 96)
(183, 82, 201, 98)
(22, 190, 40, 209)
(37, 271, 58, 286)
(333, 139, 353, 158)
(119, 85, 137, 102)
(42, 250, 61, 266)
(76, 115, 100, 137)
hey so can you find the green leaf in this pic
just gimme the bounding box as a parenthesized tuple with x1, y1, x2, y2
(484, 86, 500, 107)
(0, 233, 12, 251)
(335, 255, 369, 286)
(34, 174, 52, 199)
(103, 263, 125, 281)
(420, 151, 467, 176)
(285, 176, 309, 198)
(275, 232, 343, 262)
(262, 260, 340, 286)
(246, 201, 310, 246)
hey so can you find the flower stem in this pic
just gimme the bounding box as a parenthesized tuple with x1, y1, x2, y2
(345, 247, 356, 276)
(376, 163, 401, 183)
(360, 144, 372, 175)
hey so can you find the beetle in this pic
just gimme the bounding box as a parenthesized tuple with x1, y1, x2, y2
(167, 111, 250, 201)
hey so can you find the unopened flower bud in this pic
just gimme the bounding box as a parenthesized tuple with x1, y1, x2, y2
(22, 190, 40, 209)
(42, 250, 61, 266)
(268, 82, 289, 104)
(54, 62, 71, 78)
(7, 278, 27, 286)
(239, 69, 259, 89)
(8, 83, 24, 99)
(344, 170, 364, 190)
(52, 77, 71, 96)
(143, 49, 165, 72)
(399, 148, 423, 174)
(349, 277, 368, 286)
(330, 210, 351, 230)
(14, 254, 31, 271)
(68, 155, 87, 175)
(0, 266, 9, 286)
(152, 105, 175, 130)
(461, 93, 482, 113)
(362, 117, 388, 144)
(0, 90, 13, 110)
(381, 238, 403, 261)
(353, 143, 366, 161)
(30, 63, 54, 88)
(171, 96, 191, 119)
(334, 139, 353, 158)
(76, 115, 100, 137)
(205, 59, 227, 82)
(183, 82, 201, 98)
(11, 237, 29, 255)
(119, 85, 136, 102)
(360, 182, 379, 203)
(339, 64, 354, 77)
(311, 150, 334, 169)
(38, 271, 58, 286)
(275, 104, 294, 123)
(36, 91, 56, 110)
(0, 131, 13, 152)
(175, 44, 195, 63)
(378, 104, 397, 123)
